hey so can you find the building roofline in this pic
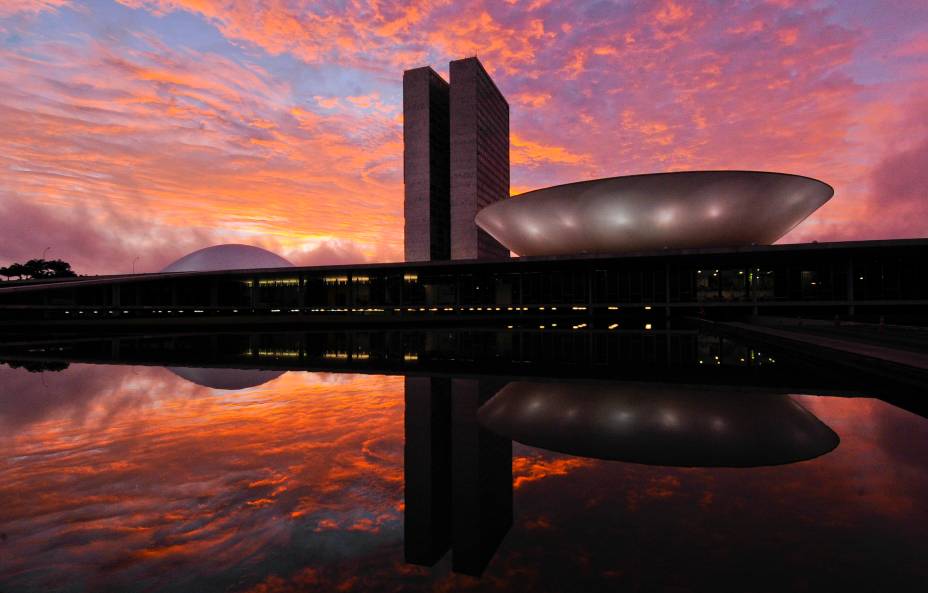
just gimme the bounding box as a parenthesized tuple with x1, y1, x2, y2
(403, 64, 448, 86)
(1, 238, 926, 295)
(512, 169, 834, 200)
(451, 56, 508, 108)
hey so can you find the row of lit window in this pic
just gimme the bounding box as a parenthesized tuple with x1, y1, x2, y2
(235, 270, 794, 289)
(242, 278, 301, 287)
(60, 304, 658, 315)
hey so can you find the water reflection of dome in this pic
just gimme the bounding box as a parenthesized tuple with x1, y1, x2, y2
(167, 366, 286, 390)
(160, 244, 293, 273)
(477, 381, 839, 467)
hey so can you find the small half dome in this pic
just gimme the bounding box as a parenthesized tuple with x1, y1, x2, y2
(161, 244, 294, 273)
(167, 366, 286, 390)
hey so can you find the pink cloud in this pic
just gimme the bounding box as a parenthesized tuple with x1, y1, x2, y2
(290, 239, 370, 267)
(0, 0, 69, 16)
(893, 33, 928, 57)
(0, 195, 217, 274)
(862, 133, 928, 238)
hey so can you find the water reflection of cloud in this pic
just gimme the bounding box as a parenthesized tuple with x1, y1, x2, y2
(0, 370, 407, 592)
(2, 366, 928, 591)
(0, 363, 211, 433)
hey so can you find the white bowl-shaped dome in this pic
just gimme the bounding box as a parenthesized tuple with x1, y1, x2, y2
(475, 171, 833, 257)
(161, 244, 294, 273)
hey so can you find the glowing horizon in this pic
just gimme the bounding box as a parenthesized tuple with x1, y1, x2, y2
(0, 0, 926, 275)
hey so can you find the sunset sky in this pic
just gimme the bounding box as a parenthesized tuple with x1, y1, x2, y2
(0, 0, 926, 274)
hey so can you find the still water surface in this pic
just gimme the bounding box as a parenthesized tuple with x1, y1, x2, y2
(0, 330, 926, 592)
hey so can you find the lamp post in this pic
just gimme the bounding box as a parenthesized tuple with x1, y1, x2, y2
(132, 256, 140, 274)
(42, 246, 51, 260)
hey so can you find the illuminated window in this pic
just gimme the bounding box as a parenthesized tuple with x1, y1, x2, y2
(258, 278, 299, 286)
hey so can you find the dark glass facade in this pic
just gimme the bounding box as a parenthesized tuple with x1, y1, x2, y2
(2, 240, 927, 324)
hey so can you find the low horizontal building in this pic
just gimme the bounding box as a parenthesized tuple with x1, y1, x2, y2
(1, 239, 926, 325)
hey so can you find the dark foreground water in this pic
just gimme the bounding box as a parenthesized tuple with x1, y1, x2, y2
(0, 329, 927, 592)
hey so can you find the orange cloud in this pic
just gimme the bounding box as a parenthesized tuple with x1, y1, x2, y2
(0, 37, 405, 272)
(510, 133, 592, 168)
(778, 27, 799, 45)
(655, 0, 692, 25)
(512, 91, 552, 108)
(512, 454, 593, 489)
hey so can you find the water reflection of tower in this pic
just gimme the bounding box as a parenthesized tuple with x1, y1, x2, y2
(404, 377, 512, 576)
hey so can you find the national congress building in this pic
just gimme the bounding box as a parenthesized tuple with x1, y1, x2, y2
(0, 57, 926, 325)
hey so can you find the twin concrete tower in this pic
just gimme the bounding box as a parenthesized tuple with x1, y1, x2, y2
(403, 57, 509, 262)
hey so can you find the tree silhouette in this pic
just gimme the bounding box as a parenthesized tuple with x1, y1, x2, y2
(7, 263, 26, 280)
(46, 259, 77, 277)
(24, 259, 47, 278)
(0, 258, 77, 281)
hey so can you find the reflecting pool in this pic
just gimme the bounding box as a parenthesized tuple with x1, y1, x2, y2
(0, 330, 926, 591)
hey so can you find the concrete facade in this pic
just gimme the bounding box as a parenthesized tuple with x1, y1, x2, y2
(403, 67, 451, 262)
(449, 58, 510, 261)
